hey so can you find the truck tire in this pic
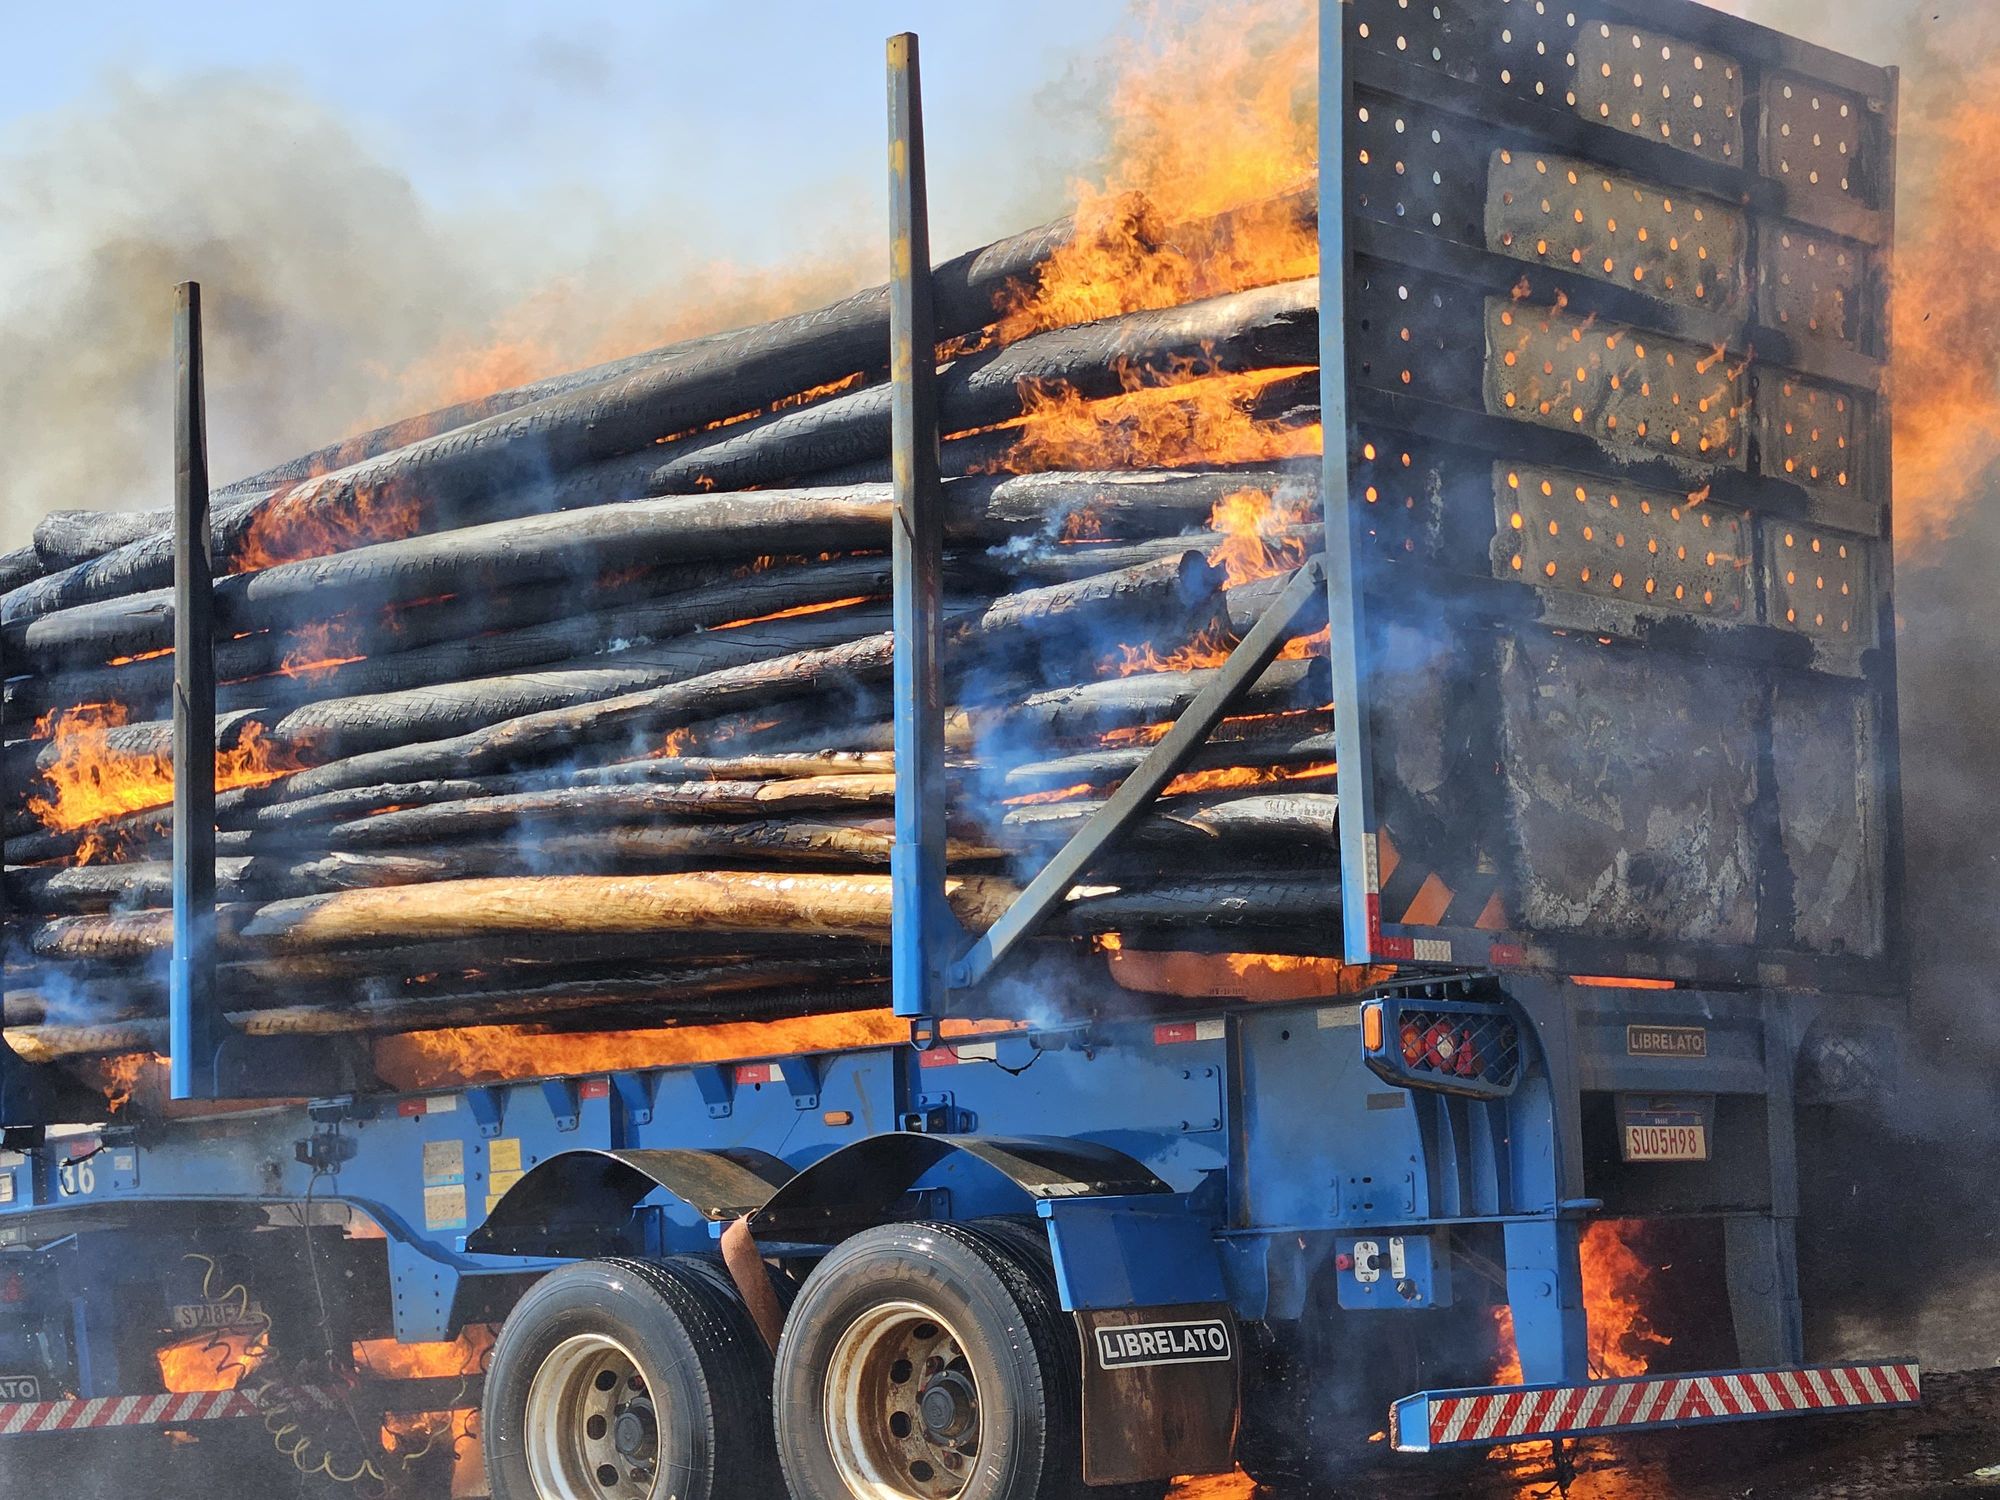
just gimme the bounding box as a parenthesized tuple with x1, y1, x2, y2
(482, 1255, 776, 1500)
(775, 1218, 1115, 1500)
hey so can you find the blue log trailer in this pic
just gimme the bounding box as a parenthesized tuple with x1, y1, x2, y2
(0, 3, 1916, 1497)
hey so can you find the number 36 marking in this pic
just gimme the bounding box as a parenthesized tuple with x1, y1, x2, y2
(57, 1161, 95, 1197)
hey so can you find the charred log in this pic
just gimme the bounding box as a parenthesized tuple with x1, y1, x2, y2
(641, 281, 1319, 495)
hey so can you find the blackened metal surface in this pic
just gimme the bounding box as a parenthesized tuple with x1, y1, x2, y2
(1770, 678, 1883, 956)
(1497, 630, 1760, 945)
(1327, 0, 1898, 988)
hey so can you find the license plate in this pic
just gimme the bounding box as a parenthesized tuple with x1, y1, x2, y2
(171, 1299, 266, 1332)
(1623, 1120, 1709, 1161)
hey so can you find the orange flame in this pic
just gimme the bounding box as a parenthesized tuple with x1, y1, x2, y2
(100, 1051, 166, 1114)
(996, 0, 1317, 343)
(1884, 52, 2000, 550)
(27, 705, 311, 860)
(238, 484, 424, 572)
(157, 1328, 269, 1393)
(354, 1324, 495, 1488)
(353, 1324, 495, 1381)
(1491, 1220, 1673, 1385)
(375, 1010, 1016, 1091)
(1160, 760, 1335, 796)
(998, 363, 1319, 475)
(1206, 486, 1315, 587)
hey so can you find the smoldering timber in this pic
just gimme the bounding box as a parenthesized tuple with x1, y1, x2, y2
(1, 187, 1340, 1075)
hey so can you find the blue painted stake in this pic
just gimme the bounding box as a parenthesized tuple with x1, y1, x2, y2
(170, 282, 222, 1100)
(886, 33, 951, 1036)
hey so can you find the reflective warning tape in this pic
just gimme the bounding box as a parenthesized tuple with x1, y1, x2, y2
(1394, 1361, 1920, 1451)
(0, 1385, 351, 1436)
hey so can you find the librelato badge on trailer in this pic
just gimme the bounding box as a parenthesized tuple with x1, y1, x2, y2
(1094, 1319, 1234, 1370)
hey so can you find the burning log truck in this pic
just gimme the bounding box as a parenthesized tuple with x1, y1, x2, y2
(0, 3, 1919, 1497)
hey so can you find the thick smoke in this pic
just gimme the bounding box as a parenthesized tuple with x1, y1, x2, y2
(1708, 0, 2000, 1044)
(1709, 0, 2000, 1375)
(0, 72, 870, 549)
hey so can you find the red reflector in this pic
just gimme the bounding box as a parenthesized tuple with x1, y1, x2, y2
(397, 1100, 426, 1117)
(735, 1064, 775, 1086)
(918, 1047, 961, 1068)
(0, 1274, 24, 1304)
(1153, 1019, 1223, 1046)
(579, 1079, 611, 1100)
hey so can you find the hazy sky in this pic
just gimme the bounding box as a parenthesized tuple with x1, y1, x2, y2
(0, 3, 1140, 534)
(0, 0, 1977, 543)
(1, 1, 1128, 267)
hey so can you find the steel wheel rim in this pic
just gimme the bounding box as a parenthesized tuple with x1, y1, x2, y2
(824, 1298, 981, 1499)
(523, 1332, 660, 1500)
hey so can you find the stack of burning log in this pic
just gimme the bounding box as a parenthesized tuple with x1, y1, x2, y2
(0, 194, 1342, 1071)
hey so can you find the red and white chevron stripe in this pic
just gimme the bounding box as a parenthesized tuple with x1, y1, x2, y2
(0, 1385, 342, 1436)
(1396, 1360, 1920, 1451)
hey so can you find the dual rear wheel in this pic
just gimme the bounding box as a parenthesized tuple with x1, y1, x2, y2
(483, 1222, 1167, 1500)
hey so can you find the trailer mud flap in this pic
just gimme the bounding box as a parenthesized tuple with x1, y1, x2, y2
(1077, 1304, 1239, 1485)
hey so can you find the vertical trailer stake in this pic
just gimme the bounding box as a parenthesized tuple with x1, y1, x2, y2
(885, 32, 955, 1039)
(170, 281, 223, 1100)
(1315, 1, 1374, 967)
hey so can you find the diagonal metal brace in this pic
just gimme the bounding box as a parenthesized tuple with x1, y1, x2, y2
(948, 554, 1331, 989)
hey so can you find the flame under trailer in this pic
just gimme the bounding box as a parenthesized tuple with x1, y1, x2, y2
(0, 3, 1917, 1496)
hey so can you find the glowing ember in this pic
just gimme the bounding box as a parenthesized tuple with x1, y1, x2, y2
(375, 1011, 1018, 1091)
(710, 595, 873, 631)
(157, 1328, 269, 1393)
(272, 616, 367, 679)
(1105, 948, 1385, 1001)
(1166, 1474, 1259, 1500)
(27, 704, 310, 861)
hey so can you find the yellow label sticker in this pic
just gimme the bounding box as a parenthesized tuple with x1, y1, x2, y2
(489, 1138, 523, 1174)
